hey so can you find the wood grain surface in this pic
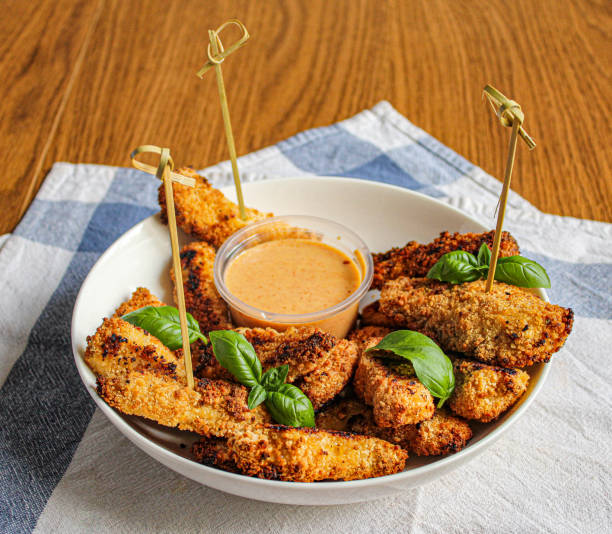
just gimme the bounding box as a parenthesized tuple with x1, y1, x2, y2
(1, 0, 610, 234)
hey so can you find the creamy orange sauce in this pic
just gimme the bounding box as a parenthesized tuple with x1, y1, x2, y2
(224, 238, 361, 315)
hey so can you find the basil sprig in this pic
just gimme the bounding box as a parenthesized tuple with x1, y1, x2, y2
(367, 330, 455, 408)
(209, 331, 315, 428)
(121, 306, 207, 350)
(427, 243, 550, 288)
(207, 330, 262, 387)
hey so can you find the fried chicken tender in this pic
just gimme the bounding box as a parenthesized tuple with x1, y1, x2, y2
(316, 398, 472, 456)
(353, 336, 435, 427)
(449, 359, 530, 422)
(196, 327, 359, 410)
(158, 167, 271, 248)
(192, 424, 407, 481)
(380, 278, 574, 368)
(171, 241, 232, 333)
(372, 230, 520, 289)
(97, 372, 271, 436)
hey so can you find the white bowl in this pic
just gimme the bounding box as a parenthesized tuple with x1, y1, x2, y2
(71, 176, 549, 505)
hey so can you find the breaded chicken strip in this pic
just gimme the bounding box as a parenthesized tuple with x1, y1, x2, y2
(449, 359, 529, 422)
(159, 167, 271, 248)
(380, 278, 574, 368)
(196, 327, 359, 410)
(192, 424, 407, 481)
(172, 241, 232, 333)
(372, 230, 520, 289)
(316, 398, 472, 456)
(353, 336, 434, 427)
(97, 372, 271, 436)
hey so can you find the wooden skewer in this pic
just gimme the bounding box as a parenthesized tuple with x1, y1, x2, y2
(482, 85, 535, 292)
(130, 145, 195, 389)
(197, 19, 250, 220)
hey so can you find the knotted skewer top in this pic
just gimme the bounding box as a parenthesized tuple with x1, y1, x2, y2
(196, 19, 250, 78)
(130, 145, 196, 186)
(483, 85, 536, 150)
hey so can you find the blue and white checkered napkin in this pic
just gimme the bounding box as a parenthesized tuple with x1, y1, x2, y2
(1, 102, 610, 533)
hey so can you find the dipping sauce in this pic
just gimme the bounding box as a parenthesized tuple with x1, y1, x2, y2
(225, 238, 361, 314)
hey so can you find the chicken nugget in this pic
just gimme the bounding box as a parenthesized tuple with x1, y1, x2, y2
(449, 359, 530, 422)
(353, 336, 435, 427)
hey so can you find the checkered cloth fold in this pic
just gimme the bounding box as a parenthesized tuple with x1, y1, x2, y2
(1, 102, 610, 533)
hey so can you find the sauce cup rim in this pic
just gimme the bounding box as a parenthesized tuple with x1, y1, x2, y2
(213, 215, 374, 323)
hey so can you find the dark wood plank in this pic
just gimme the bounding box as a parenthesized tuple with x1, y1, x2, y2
(2, 0, 611, 233)
(0, 0, 104, 234)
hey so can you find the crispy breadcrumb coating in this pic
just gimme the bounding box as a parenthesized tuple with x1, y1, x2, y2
(348, 325, 392, 348)
(113, 287, 164, 317)
(449, 359, 530, 422)
(380, 278, 573, 368)
(197, 327, 359, 410)
(351, 408, 472, 456)
(192, 437, 240, 473)
(158, 167, 271, 248)
(372, 230, 520, 289)
(192, 424, 407, 481)
(316, 398, 472, 456)
(171, 241, 232, 333)
(315, 397, 370, 432)
(360, 301, 402, 329)
(353, 336, 434, 427)
(85, 316, 186, 381)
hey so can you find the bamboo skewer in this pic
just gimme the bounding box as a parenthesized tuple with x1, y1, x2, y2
(130, 145, 195, 389)
(197, 19, 250, 220)
(482, 85, 536, 292)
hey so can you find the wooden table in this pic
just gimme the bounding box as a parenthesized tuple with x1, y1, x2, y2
(1, 0, 610, 234)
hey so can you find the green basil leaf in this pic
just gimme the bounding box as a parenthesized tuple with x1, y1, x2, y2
(209, 330, 262, 387)
(477, 243, 491, 266)
(265, 383, 315, 428)
(367, 330, 455, 407)
(121, 306, 207, 350)
(247, 384, 267, 410)
(261, 365, 289, 391)
(427, 251, 481, 284)
(495, 256, 551, 288)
